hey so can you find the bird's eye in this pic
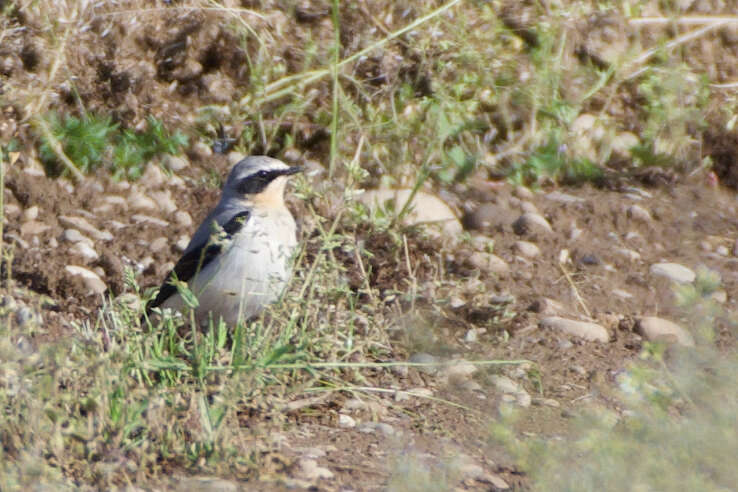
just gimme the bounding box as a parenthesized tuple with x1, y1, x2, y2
(257, 170, 269, 179)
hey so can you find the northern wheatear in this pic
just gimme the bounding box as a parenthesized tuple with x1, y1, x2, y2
(145, 156, 302, 326)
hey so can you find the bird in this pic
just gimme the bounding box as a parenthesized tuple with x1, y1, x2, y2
(144, 156, 302, 327)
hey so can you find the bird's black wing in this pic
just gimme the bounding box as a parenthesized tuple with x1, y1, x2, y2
(145, 210, 251, 312)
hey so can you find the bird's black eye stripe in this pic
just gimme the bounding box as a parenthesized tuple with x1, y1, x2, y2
(238, 169, 279, 194)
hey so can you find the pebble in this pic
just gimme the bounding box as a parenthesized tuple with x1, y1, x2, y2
(177, 477, 238, 492)
(519, 201, 538, 214)
(715, 245, 729, 256)
(513, 186, 534, 200)
(5, 233, 28, 249)
(128, 191, 158, 211)
(395, 387, 433, 402)
(70, 242, 99, 262)
(463, 203, 513, 231)
(513, 240, 540, 258)
(358, 422, 395, 436)
(612, 288, 633, 299)
(163, 154, 189, 171)
(22, 206, 39, 221)
(102, 195, 128, 209)
(338, 414, 356, 428)
(58, 216, 113, 241)
(409, 352, 439, 374)
(131, 215, 169, 227)
(298, 458, 334, 480)
(151, 190, 178, 215)
(14, 305, 40, 328)
(175, 236, 190, 252)
(532, 397, 561, 408)
(626, 204, 653, 222)
(491, 375, 531, 407)
(442, 359, 478, 382)
(150, 236, 169, 253)
(175, 210, 193, 227)
(529, 297, 565, 315)
(650, 262, 695, 284)
(65, 265, 107, 295)
(63, 229, 93, 245)
(20, 220, 50, 236)
(711, 290, 727, 303)
(545, 191, 585, 203)
(512, 212, 552, 235)
(615, 248, 641, 262)
(540, 316, 609, 342)
(358, 189, 462, 236)
(140, 164, 167, 188)
(469, 252, 509, 275)
(4, 203, 20, 218)
(637, 316, 695, 347)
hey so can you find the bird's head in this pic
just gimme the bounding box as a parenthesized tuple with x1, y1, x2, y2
(223, 156, 302, 209)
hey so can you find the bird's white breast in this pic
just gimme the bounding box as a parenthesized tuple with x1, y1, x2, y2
(165, 208, 297, 326)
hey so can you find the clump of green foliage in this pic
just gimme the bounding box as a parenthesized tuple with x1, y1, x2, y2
(39, 113, 188, 180)
(492, 269, 737, 491)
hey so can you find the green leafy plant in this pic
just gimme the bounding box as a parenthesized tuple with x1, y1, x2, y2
(39, 112, 117, 176)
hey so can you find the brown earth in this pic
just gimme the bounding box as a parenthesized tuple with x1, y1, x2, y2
(2, 1, 738, 490)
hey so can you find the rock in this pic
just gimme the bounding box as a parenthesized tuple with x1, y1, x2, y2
(175, 236, 190, 252)
(710, 290, 727, 303)
(176, 477, 238, 492)
(140, 164, 167, 188)
(22, 205, 39, 221)
(615, 248, 641, 262)
(491, 375, 531, 407)
(131, 215, 169, 227)
(409, 352, 439, 374)
(5, 233, 28, 249)
(532, 397, 560, 408)
(70, 242, 99, 262)
(519, 201, 539, 214)
(358, 422, 395, 436)
(650, 262, 695, 284)
(512, 212, 552, 235)
(462, 203, 514, 231)
(63, 229, 93, 245)
(150, 236, 169, 253)
(338, 414, 356, 428)
(58, 216, 113, 241)
(175, 210, 193, 227)
(128, 191, 157, 211)
(151, 190, 177, 215)
(14, 305, 40, 328)
(191, 141, 213, 160)
(163, 154, 189, 171)
(513, 186, 534, 200)
(4, 203, 20, 219)
(298, 458, 334, 480)
(442, 360, 478, 382)
(611, 131, 639, 158)
(715, 245, 729, 256)
(20, 220, 50, 236)
(469, 252, 509, 275)
(612, 288, 633, 299)
(513, 240, 540, 258)
(102, 195, 128, 209)
(529, 298, 565, 315)
(65, 265, 107, 295)
(358, 189, 462, 236)
(637, 317, 695, 347)
(540, 316, 609, 342)
(228, 151, 246, 166)
(627, 204, 652, 222)
(545, 191, 585, 203)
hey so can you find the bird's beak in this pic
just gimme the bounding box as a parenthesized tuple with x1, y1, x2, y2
(282, 166, 303, 176)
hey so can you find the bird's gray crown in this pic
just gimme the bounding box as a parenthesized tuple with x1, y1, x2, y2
(224, 156, 300, 196)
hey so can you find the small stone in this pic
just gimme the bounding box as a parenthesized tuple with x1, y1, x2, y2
(192, 141, 213, 160)
(464, 328, 478, 343)
(70, 242, 99, 262)
(540, 316, 609, 342)
(175, 236, 190, 252)
(103, 195, 128, 209)
(150, 236, 169, 253)
(128, 191, 158, 211)
(710, 290, 727, 303)
(4, 203, 20, 219)
(513, 186, 534, 200)
(14, 305, 40, 328)
(151, 190, 177, 214)
(63, 229, 93, 245)
(442, 360, 477, 382)
(23, 205, 39, 221)
(359, 189, 462, 236)
(358, 422, 395, 436)
(163, 154, 189, 171)
(140, 164, 167, 188)
(512, 212, 552, 235)
(616, 248, 641, 262)
(338, 414, 356, 428)
(513, 240, 540, 258)
(409, 353, 439, 374)
(175, 210, 193, 227)
(627, 204, 652, 222)
(469, 252, 509, 275)
(715, 245, 729, 256)
(228, 152, 246, 166)
(178, 477, 238, 492)
(5, 233, 28, 249)
(529, 298, 565, 315)
(532, 397, 560, 408)
(519, 201, 538, 214)
(578, 253, 601, 266)
(463, 203, 514, 231)
(298, 458, 334, 480)
(20, 220, 50, 236)
(58, 216, 112, 241)
(545, 191, 585, 203)
(65, 265, 107, 295)
(612, 288, 633, 299)
(131, 215, 169, 227)
(650, 262, 695, 284)
(492, 375, 521, 394)
(637, 317, 694, 347)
